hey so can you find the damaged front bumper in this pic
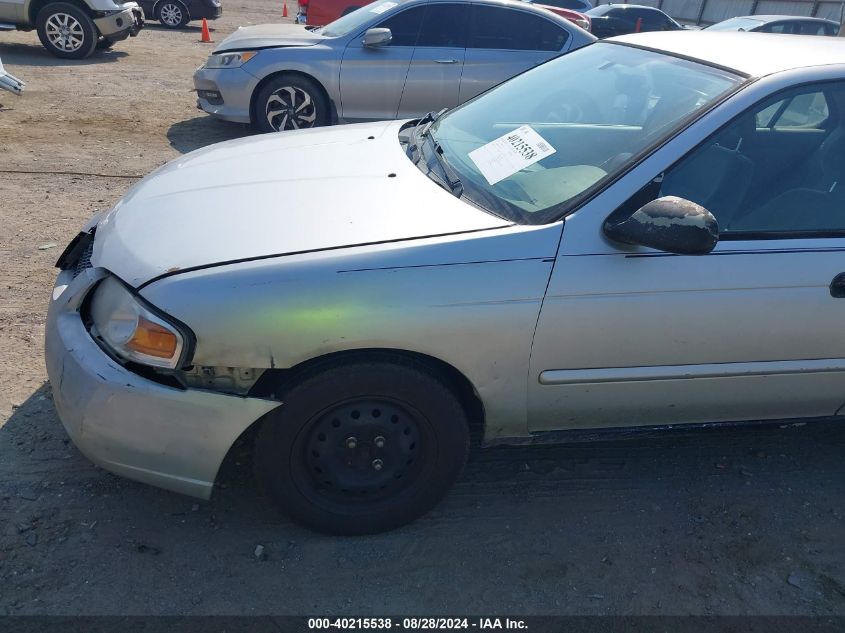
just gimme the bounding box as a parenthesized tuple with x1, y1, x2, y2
(94, 3, 145, 41)
(45, 266, 278, 499)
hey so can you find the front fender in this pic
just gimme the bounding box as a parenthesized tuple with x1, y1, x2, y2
(139, 224, 562, 440)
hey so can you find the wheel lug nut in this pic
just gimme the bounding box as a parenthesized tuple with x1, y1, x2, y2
(372, 458, 384, 471)
(374, 436, 385, 448)
(346, 436, 357, 449)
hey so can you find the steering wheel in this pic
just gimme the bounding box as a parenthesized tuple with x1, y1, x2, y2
(532, 89, 602, 124)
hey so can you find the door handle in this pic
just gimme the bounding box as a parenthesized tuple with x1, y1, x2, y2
(434, 59, 459, 64)
(830, 273, 845, 298)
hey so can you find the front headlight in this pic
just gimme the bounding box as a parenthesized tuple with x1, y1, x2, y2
(89, 277, 187, 370)
(204, 50, 258, 69)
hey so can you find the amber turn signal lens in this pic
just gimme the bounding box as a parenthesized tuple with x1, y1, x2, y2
(126, 316, 179, 359)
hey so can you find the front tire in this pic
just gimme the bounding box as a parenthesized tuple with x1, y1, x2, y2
(156, 0, 190, 28)
(254, 360, 470, 535)
(253, 74, 328, 133)
(36, 2, 98, 60)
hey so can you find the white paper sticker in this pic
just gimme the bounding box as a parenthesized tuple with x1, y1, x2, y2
(468, 125, 556, 186)
(370, 2, 396, 13)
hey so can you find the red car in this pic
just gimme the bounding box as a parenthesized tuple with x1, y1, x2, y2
(531, 3, 590, 30)
(297, 0, 590, 31)
(296, 0, 357, 26)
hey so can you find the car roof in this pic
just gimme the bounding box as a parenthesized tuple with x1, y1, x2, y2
(611, 31, 845, 77)
(741, 14, 836, 24)
(601, 3, 664, 9)
(421, 0, 584, 19)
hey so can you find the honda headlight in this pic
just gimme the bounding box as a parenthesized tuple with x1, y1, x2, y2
(205, 50, 258, 69)
(89, 277, 188, 369)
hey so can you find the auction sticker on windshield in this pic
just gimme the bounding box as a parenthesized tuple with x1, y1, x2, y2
(468, 125, 556, 185)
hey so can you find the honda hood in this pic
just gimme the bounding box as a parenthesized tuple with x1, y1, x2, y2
(213, 24, 325, 52)
(93, 121, 511, 287)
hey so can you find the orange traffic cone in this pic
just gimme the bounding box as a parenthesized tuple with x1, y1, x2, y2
(283, 1, 288, 17)
(200, 17, 213, 42)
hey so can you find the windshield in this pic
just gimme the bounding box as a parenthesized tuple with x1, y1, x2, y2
(585, 5, 613, 16)
(427, 43, 742, 224)
(705, 17, 764, 31)
(318, 0, 410, 37)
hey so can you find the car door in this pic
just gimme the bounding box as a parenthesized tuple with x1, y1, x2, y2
(396, 2, 468, 118)
(0, 0, 21, 22)
(459, 5, 570, 103)
(528, 80, 845, 431)
(338, 4, 426, 121)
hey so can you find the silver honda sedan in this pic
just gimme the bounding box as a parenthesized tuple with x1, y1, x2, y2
(49, 33, 845, 534)
(193, 0, 594, 132)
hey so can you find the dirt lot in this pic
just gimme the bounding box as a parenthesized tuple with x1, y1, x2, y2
(2, 5, 845, 617)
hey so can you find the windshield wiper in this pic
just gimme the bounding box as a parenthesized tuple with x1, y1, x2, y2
(406, 108, 448, 164)
(426, 136, 463, 197)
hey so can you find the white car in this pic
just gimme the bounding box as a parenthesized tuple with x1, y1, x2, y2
(47, 33, 845, 534)
(0, 57, 24, 95)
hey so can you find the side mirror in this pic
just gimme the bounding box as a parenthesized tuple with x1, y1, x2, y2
(603, 196, 719, 255)
(363, 28, 392, 48)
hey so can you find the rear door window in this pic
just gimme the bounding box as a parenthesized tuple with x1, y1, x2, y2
(469, 5, 569, 51)
(798, 21, 827, 35)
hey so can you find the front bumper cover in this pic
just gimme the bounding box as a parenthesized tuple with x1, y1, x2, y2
(94, 4, 145, 40)
(193, 64, 258, 124)
(45, 266, 278, 499)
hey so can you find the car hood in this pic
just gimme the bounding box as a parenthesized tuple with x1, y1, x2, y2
(213, 24, 326, 52)
(93, 121, 512, 287)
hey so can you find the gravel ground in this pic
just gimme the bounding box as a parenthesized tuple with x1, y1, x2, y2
(1, 6, 845, 616)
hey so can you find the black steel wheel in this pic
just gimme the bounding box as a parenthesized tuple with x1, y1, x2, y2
(254, 360, 470, 534)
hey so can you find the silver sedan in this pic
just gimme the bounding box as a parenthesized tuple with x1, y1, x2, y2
(49, 33, 845, 534)
(193, 0, 594, 132)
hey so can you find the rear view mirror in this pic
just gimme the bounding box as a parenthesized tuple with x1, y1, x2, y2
(363, 28, 392, 48)
(603, 196, 719, 255)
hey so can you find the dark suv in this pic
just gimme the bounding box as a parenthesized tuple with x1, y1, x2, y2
(136, 0, 221, 28)
(586, 3, 682, 38)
